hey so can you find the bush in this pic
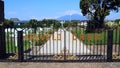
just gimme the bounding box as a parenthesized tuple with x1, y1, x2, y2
(35, 34, 49, 46)
(105, 21, 119, 29)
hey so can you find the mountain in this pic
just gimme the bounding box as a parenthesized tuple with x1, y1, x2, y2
(57, 14, 87, 20)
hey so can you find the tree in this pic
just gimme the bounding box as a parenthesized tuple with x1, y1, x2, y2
(20, 22, 29, 28)
(63, 22, 69, 28)
(4, 19, 14, 28)
(52, 20, 61, 29)
(40, 19, 61, 29)
(40, 19, 50, 27)
(80, 0, 120, 29)
(28, 19, 38, 33)
(71, 20, 78, 27)
(115, 19, 120, 28)
(115, 19, 120, 23)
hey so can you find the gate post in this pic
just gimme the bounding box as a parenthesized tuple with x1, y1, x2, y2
(107, 29, 113, 62)
(0, 0, 6, 59)
(18, 31, 24, 62)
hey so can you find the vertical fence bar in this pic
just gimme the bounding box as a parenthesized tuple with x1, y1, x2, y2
(118, 29, 120, 56)
(0, 27, 6, 59)
(18, 31, 24, 62)
(0, 0, 6, 59)
(64, 29, 66, 61)
(107, 29, 113, 62)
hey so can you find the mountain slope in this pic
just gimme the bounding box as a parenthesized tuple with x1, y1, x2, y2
(57, 14, 87, 20)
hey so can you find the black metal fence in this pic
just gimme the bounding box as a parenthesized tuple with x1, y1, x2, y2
(0, 22, 120, 62)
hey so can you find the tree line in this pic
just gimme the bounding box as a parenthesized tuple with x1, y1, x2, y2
(4, 19, 61, 29)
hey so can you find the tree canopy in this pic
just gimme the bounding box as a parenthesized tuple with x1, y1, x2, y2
(80, 0, 120, 29)
(4, 19, 14, 28)
(28, 19, 38, 28)
(63, 20, 78, 28)
(40, 19, 61, 29)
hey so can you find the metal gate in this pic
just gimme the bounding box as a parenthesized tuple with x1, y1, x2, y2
(2, 22, 120, 62)
(21, 25, 108, 62)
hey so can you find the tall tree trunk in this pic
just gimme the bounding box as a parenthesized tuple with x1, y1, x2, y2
(98, 16, 105, 29)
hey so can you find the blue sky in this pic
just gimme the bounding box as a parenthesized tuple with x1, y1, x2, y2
(4, 0, 120, 20)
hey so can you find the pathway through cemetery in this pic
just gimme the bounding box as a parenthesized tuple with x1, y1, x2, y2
(28, 29, 90, 56)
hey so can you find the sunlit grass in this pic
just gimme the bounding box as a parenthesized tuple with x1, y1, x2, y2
(71, 27, 120, 45)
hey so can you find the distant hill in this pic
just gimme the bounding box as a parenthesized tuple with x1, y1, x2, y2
(10, 18, 20, 22)
(57, 14, 87, 20)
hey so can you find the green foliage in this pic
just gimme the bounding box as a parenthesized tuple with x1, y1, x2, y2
(71, 21, 77, 27)
(105, 21, 114, 29)
(71, 27, 120, 45)
(86, 21, 105, 33)
(40, 19, 61, 29)
(53, 21, 61, 29)
(105, 21, 120, 29)
(28, 19, 38, 33)
(80, 0, 120, 28)
(4, 19, 14, 28)
(63, 22, 69, 28)
(35, 34, 48, 46)
(115, 19, 120, 23)
(63, 21, 77, 28)
(20, 22, 29, 28)
(115, 19, 120, 28)
(28, 19, 38, 28)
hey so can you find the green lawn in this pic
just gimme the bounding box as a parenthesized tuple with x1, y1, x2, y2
(5, 29, 56, 53)
(5, 27, 120, 53)
(71, 27, 120, 45)
(6, 40, 31, 53)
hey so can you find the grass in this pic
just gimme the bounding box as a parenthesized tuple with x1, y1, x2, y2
(71, 27, 120, 45)
(5, 27, 119, 53)
(6, 40, 31, 53)
(5, 34, 47, 53)
(5, 29, 56, 53)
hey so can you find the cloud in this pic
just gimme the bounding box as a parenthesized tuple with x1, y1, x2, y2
(30, 16, 41, 20)
(30, 16, 58, 20)
(41, 16, 60, 20)
(63, 10, 82, 15)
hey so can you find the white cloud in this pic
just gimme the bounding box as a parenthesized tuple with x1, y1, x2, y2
(63, 10, 82, 15)
(30, 16, 40, 20)
(30, 16, 58, 20)
(41, 16, 55, 19)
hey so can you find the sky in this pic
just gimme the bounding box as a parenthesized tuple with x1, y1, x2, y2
(4, 0, 120, 20)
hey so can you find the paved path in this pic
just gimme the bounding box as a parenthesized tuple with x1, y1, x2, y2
(36, 29, 90, 55)
(1, 62, 120, 68)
